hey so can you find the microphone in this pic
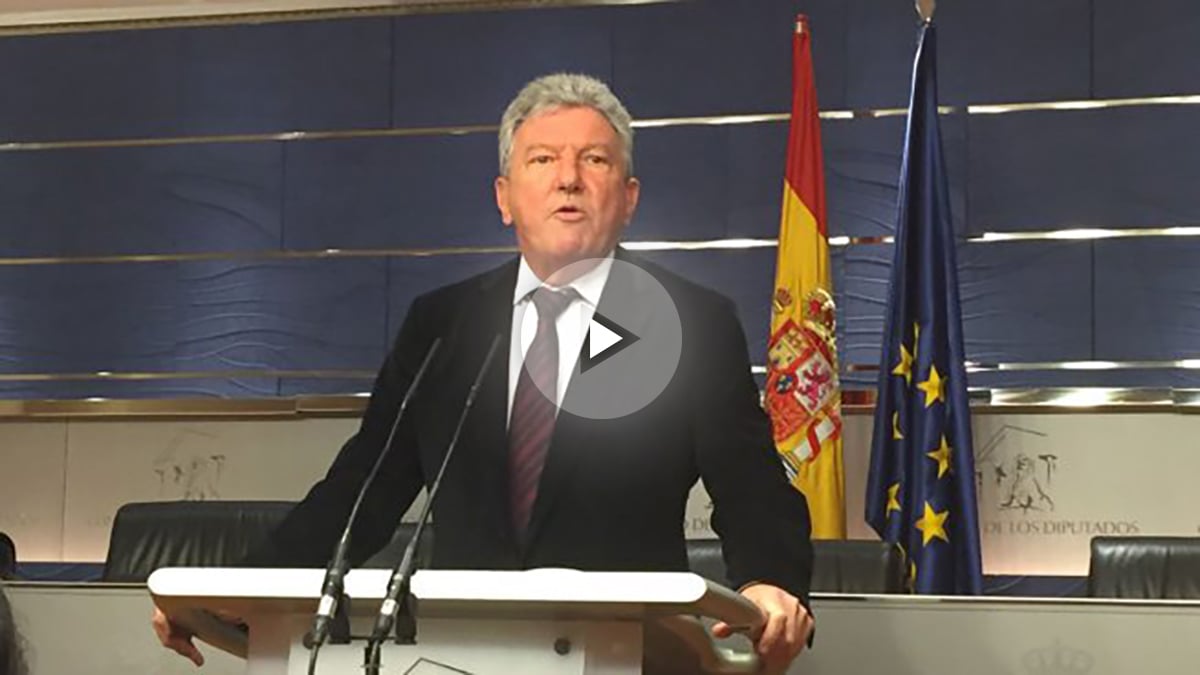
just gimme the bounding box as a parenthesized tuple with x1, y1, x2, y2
(364, 334, 502, 672)
(305, 337, 441, 674)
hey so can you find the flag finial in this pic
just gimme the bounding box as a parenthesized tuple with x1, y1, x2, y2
(916, 0, 936, 22)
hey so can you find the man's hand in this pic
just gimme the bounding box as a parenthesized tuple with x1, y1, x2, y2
(712, 583, 812, 674)
(152, 607, 204, 667)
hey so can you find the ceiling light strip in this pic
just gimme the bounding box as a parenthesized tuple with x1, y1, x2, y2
(847, 359, 1200, 373)
(968, 94, 1200, 115)
(5, 225, 1200, 267)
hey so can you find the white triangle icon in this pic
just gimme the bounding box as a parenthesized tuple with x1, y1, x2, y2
(588, 318, 624, 359)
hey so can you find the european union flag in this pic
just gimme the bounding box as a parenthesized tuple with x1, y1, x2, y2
(864, 20, 983, 595)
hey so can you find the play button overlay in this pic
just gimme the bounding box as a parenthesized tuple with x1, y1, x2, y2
(581, 311, 639, 373)
(518, 257, 683, 420)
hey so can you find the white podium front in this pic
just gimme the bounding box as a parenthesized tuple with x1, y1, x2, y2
(148, 568, 764, 675)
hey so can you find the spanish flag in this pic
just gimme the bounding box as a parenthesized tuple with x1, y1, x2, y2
(764, 15, 846, 539)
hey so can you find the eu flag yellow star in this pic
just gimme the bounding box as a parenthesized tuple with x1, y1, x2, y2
(891, 343, 914, 386)
(917, 364, 946, 408)
(926, 435, 952, 478)
(915, 501, 950, 546)
(892, 411, 904, 440)
(886, 483, 902, 515)
(912, 322, 921, 361)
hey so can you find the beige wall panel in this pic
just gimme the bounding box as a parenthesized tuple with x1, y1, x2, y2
(61, 417, 359, 561)
(683, 479, 713, 539)
(974, 413, 1200, 575)
(0, 421, 69, 562)
(686, 411, 1200, 577)
(8, 408, 1196, 575)
(840, 412, 876, 540)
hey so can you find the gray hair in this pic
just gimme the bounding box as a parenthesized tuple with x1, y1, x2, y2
(498, 73, 635, 177)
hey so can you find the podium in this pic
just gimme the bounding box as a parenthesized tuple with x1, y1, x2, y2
(148, 567, 764, 675)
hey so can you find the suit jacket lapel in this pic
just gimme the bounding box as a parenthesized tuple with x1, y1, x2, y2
(457, 259, 518, 547)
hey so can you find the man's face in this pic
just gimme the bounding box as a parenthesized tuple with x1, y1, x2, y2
(495, 105, 640, 279)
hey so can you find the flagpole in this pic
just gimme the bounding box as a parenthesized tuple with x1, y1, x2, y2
(916, 0, 935, 22)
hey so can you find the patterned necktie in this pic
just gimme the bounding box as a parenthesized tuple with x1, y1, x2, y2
(509, 286, 578, 538)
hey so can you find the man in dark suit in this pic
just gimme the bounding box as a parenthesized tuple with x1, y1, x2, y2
(156, 73, 814, 672)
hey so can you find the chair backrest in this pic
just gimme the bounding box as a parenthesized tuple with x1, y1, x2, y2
(1088, 536, 1200, 599)
(685, 538, 906, 594)
(0, 532, 15, 580)
(810, 539, 906, 594)
(101, 500, 296, 582)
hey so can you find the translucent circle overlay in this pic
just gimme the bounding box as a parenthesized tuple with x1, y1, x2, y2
(519, 257, 683, 420)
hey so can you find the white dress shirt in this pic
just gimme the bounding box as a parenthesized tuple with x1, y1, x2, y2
(507, 253, 615, 425)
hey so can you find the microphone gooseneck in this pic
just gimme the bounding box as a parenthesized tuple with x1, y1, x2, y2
(363, 334, 503, 673)
(306, 338, 442, 675)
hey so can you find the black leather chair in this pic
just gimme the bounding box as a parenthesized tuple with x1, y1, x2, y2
(810, 539, 906, 593)
(1087, 536, 1200, 599)
(101, 500, 295, 582)
(686, 538, 906, 594)
(0, 532, 16, 580)
(101, 500, 433, 582)
(102, 498, 900, 593)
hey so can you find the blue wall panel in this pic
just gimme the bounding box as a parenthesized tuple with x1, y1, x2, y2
(1, 0, 1198, 399)
(0, 19, 391, 142)
(726, 121, 788, 239)
(822, 113, 968, 237)
(844, 0, 968, 109)
(0, 143, 282, 257)
(392, 7, 613, 128)
(968, 106, 1200, 233)
(834, 244, 887, 367)
(836, 241, 1093, 368)
(957, 241, 1093, 363)
(1094, 238, 1200, 361)
(847, 0, 1089, 108)
(172, 259, 388, 371)
(0, 263, 178, 374)
(283, 135, 506, 250)
(0, 29, 188, 141)
(0, 259, 386, 375)
(725, 114, 969, 241)
(177, 19, 393, 134)
(385, 253, 513, 345)
(631, 125, 728, 241)
(964, 0, 1092, 104)
(613, 0, 845, 116)
(1094, 0, 1200, 98)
